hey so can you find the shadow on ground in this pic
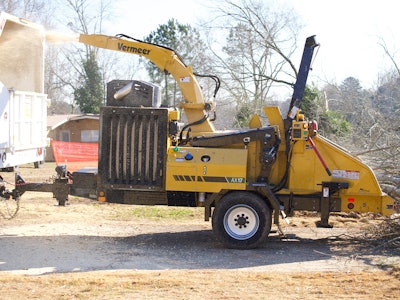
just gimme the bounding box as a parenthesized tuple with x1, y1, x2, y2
(1, 228, 395, 274)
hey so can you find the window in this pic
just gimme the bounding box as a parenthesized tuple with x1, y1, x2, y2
(60, 130, 70, 142)
(81, 130, 99, 142)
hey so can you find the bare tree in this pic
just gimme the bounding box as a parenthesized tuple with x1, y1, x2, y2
(47, 0, 136, 112)
(358, 39, 400, 181)
(322, 72, 399, 202)
(0, 0, 54, 25)
(378, 37, 400, 77)
(369, 79, 400, 176)
(59, 0, 144, 111)
(203, 0, 303, 127)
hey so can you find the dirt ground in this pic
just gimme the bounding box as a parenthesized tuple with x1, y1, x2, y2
(0, 163, 399, 299)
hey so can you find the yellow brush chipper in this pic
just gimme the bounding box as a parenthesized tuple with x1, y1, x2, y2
(9, 33, 396, 249)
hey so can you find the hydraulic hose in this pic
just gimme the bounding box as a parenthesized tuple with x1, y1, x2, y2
(179, 114, 209, 145)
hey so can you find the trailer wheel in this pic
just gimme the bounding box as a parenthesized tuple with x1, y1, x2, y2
(212, 191, 272, 249)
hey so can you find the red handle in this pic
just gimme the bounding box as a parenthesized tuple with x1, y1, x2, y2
(308, 136, 331, 176)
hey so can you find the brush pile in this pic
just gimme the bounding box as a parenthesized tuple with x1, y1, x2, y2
(357, 214, 400, 255)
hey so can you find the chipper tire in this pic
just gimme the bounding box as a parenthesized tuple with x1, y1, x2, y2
(212, 191, 272, 249)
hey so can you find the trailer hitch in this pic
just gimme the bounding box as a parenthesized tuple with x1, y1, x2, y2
(13, 165, 71, 206)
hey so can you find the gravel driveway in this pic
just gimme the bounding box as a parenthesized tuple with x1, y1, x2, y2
(1, 196, 397, 276)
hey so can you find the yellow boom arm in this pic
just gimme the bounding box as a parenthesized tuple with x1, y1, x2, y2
(79, 33, 215, 133)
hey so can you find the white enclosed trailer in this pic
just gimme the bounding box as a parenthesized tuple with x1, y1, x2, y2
(0, 12, 48, 170)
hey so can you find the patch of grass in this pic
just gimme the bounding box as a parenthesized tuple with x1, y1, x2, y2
(128, 206, 199, 220)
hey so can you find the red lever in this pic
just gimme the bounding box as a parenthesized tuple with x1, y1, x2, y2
(308, 136, 331, 176)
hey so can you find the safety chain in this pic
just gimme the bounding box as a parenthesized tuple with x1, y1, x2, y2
(0, 179, 20, 220)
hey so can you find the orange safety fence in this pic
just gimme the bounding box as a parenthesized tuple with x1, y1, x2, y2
(51, 140, 98, 172)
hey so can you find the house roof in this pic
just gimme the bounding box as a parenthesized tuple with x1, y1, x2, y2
(47, 114, 99, 130)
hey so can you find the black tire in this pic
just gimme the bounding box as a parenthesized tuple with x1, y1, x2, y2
(212, 191, 272, 249)
(34, 161, 44, 169)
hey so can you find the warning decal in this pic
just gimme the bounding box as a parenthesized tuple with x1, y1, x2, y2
(332, 169, 360, 180)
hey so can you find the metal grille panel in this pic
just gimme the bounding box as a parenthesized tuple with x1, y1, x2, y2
(99, 107, 168, 190)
